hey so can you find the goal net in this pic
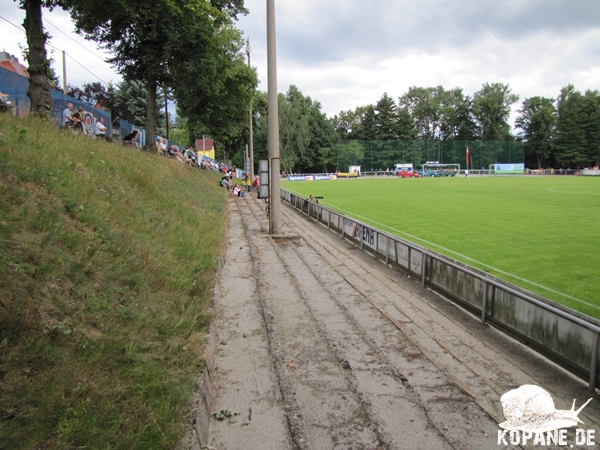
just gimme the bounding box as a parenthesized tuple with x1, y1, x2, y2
(422, 163, 460, 177)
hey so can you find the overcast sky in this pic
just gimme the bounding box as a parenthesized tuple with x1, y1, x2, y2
(0, 3, 120, 90)
(2, 0, 600, 123)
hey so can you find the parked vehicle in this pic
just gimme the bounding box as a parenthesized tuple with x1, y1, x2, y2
(418, 169, 440, 177)
(438, 169, 457, 177)
(397, 170, 421, 178)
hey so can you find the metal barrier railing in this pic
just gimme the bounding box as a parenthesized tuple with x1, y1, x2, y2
(281, 189, 600, 392)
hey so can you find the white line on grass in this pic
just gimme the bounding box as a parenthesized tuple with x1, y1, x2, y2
(547, 188, 600, 196)
(283, 186, 598, 311)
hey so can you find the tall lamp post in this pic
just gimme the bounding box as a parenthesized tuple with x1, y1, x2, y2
(267, 0, 281, 235)
(246, 39, 255, 183)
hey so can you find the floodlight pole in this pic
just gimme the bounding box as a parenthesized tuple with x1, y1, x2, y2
(62, 50, 67, 94)
(267, 0, 281, 235)
(246, 39, 255, 183)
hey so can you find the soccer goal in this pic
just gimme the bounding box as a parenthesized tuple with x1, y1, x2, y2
(422, 163, 460, 177)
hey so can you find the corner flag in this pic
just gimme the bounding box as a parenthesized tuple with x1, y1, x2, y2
(466, 146, 470, 165)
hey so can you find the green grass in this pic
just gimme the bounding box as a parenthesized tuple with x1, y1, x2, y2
(282, 176, 600, 319)
(0, 114, 227, 449)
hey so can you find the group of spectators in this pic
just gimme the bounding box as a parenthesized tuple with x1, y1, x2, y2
(220, 169, 259, 198)
(60, 102, 250, 182)
(61, 102, 140, 147)
(61, 102, 108, 139)
(157, 138, 208, 167)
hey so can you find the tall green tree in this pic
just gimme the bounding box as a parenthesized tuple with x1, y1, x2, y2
(65, 0, 247, 148)
(330, 109, 357, 141)
(352, 105, 377, 140)
(399, 86, 445, 141)
(515, 96, 556, 168)
(249, 90, 269, 164)
(306, 99, 338, 172)
(67, 81, 116, 110)
(66, 79, 165, 133)
(555, 85, 587, 168)
(18, 0, 58, 118)
(472, 82, 519, 141)
(278, 88, 310, 173)
(440, 88, 479, 140)
(260, 85, 338, 173)
(173, 24, 256, 159)
(374, 93, 398, 140)
(396, 106, 417, 141)
(581, 90, 600, 167)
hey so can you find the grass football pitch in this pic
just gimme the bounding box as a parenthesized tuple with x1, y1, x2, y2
(282, 176, 600, 320)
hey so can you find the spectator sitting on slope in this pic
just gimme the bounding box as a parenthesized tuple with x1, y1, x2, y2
(123, 130, 139, 147)
(220, 175, 231, 189)
(94, 118, 107, 139)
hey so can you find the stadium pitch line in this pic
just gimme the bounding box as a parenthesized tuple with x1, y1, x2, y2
(547, 188, 600, 196)
(283, 187, 598, 312)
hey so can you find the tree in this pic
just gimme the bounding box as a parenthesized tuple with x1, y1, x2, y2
(441, 88, 479, 141)
(515, 96, 556, 168)
(172, 23, 256, 158)
(279, 87, 311, 173)
(65, 0, 247, 148)
(307, 102, 338, 172)
(399, 86, 445, 141)
(336, 141, 364, 172)
(396, 106, 417, 141)
(67, 81, 114, 109)
(555, 85, 587, 168)
(472, 82, 519, 141)
(330, 109, 357, 141)
(374, 93, 398, 141)
(250, 86, 338, 173)
(19, 0, 57, 118)
(581, 90, 600, 167)
(66, 79, 165, 133)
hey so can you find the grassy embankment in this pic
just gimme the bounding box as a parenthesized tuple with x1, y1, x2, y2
(283, 176, 600, 319)
(0, 114, 227, 449)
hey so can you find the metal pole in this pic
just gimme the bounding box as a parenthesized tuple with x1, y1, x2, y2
(62, 50, 67, 94)
(421, 253, 426, 287)
(246, 39, 255, 183)
(589, 333, 599, 392)
(360, 226, 364, 250)
(481, 283, 489, 325)
(267, 0, 281, 235)
(164, 88, 170, 140)
(385, 235, 389, 265)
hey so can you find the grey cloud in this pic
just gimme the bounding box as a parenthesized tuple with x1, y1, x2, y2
(262, 0, 600, 66)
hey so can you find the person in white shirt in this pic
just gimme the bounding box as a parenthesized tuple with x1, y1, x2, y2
(94, 117, 107, 139)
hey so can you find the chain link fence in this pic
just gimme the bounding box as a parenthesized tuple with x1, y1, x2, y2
(336, 140, 524, 172)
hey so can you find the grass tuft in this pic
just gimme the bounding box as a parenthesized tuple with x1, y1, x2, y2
(0, 114, 227, 449)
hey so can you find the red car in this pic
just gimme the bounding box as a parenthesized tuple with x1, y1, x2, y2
(396, 170, 421, 178)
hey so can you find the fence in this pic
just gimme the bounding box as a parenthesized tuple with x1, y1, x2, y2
(281, 189, 600, 392)
(336, 140, 524, 173)
(0, 66, 155, 147)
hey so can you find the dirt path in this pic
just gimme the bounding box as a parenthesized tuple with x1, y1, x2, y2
(198, 193, 600, 450)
